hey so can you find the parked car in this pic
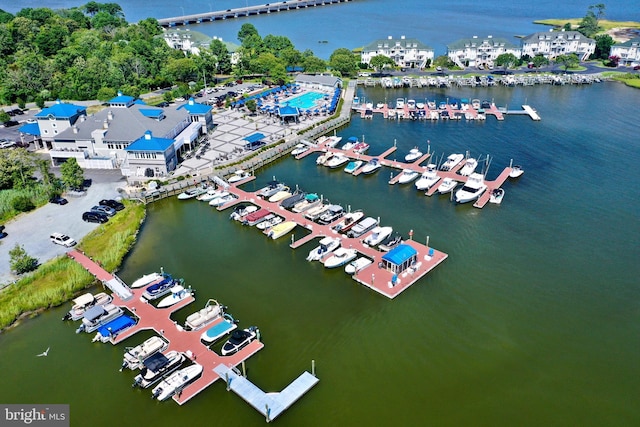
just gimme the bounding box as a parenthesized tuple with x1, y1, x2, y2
(3, 120, 19, 127)
(82, 211, 109, 223)
(0, 139, 16, 149)
(0, 225, 6, 239)
(50, 232, 76, 247)
(49, 196, 68, 205)
(91, 205, 116, 217)
(99, 199, 124, 211)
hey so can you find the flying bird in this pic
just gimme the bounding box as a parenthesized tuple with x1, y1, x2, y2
(36, 347, 50, 357)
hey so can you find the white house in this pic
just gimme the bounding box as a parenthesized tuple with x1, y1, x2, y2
(521, 30, 596, 61)
(609, 37, 640, 66)
(361, 36, 434, 69)
(447, 35, 521, 68)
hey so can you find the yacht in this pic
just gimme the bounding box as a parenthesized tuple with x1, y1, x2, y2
(76, 303, 123, 334)
(395, 169, 420, 184)
(132, 351, 186, 389)
(200, 314, 238, 343)
(360, 158, 382, 174)
(267, 221, 297, 239)
(344, 160, 363, 174)
(121, 336, 168, 371)
(323, 247, 358, 268)
(440, 153, 464, 171)
(458, 158, 478, 176)
(227, 169, 250, 183)
(455, 172, 487, 203)
(325, 153, 350, 169)
(221, 326, 260, 356)
(291, 143, 310, 157)
(130, 272, 162, 289)
(151, 364, 203, 401)
(177, 186, 207, 200)
(363, 226, 393, 247)
(318, 205, 344, 225)
(436, 177, 458, 194)
(62, 292, 113, 321)
(414, 164, 440, 190)
(404, 148, 423, 163)
(344, 257, 373, 275)
(347, 216, 379, 238)
(156, 284, 193, 308)
(489, 188, 505, 204)
(332, 210, 364, 233)
(306, 236, 341, 262)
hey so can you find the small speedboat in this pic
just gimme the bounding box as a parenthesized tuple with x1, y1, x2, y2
(200, 314, 238, 343)
(440, 153, 464, 171)
(152, 364, 203, 401)
(156, 285, 193, 308)
(227, 170, 251, 183)
(131, 272, 162, 289)
(133, 351, 186, 389)
(306, 236, 341, 262)
(267, 221, 297, 239)
(316, 151, 334, 165)
(395, 169, 420, 184)
(321, 135, 342, 148)
(209, 193, 237, 207)
(121, 336, 168, 371)
(361, 158, 382, 174)
(437, 177, 458, 194)
(229, 204, 258, 221)
(141, 277, 179, 301)
(455, 172, 487, 203)
(256, 215, 283, 230)
(379, 232, 403, 252)
(177, 186, 207, 200)
(325, 153, 350, 169)
(341, 137, 358, 151)
(221, 326, 260, 356)
(509, 165, 524, 178)
(292, 193, 321, 213)
(363, 226, 393, 247)
(291, 143, 310, 157)
(258, 180, 286, 198)
(489, 188, 505, 204)
(197, 188, 226, 202)
(352, 142, 369, 154)
(332, 210, 364, 233)
(405, 148, 423, 163)
(345, 257, 373, 275)
(184, 299, 226, 331)
(207, 191, 230, 206)
(62, 292, 113, 321)
(323, 248, 357, 268)
(458, 158, 478, 176)
(344, 160, 363, 174)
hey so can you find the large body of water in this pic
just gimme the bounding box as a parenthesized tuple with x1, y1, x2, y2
(1, 1, 640, 426)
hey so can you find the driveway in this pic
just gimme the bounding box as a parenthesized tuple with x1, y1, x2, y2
(0, 171, 127, 286)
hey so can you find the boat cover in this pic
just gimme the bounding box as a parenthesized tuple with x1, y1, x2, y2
(382, 244, 418, 265)
(142, 352, 170, 371)
(73, 293, 95, 307)
(83, 305, 106, 322)
(96, 315, 135, 337)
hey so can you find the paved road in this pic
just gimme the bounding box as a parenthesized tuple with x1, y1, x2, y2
(0, 170, 126, 287)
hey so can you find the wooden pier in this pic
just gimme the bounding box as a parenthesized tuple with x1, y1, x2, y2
(353, 101, 506, 121)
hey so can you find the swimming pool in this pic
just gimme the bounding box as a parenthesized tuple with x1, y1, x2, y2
(282, 91, 326, 110)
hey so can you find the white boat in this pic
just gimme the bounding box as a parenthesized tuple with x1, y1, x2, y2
(177, 186, 207, 200)
(406, 99, 416, 109)
(121, 336, 168, 371)
(229, 204, 258, 221)
(243, 208, 272, 226)
(256, 214, 283, 230)
(318, 205, 344, 224)
(306, 236, 341, 262)
(200, 314, 238, 343)
(344, 160, 363, 174)
(360, 158, 382, 174)
(258, 180, 286, 198)
(395, 169, 420, 184)
(455, 172, 487, 203)
(345, 257, 373, 274)
(292, 193, 321, 213)
(207, 191, 229, 206)
(352, 142, 369, 154)
(459, 158, 478, 176)
(347, 216, 379, 238)
(509, 165, 524, 178)
(325, 153, 350, 169)
(440, 153, 464, 171)
(332, 210, 364, 233)
(395, 98, 405, 109)
(489, 188, 505, 204)
(378, 233, 403, 252)
(132, 351, 186, 389)
(156, 285, 193, 308)
(416, 102, 425, 109)
(131, 272, 162, 289)
(151, 364, 203, 401)
(318, 135, 342, 148)
(323, 247, 358, 268)
(197, 188, 226, 202)
(341, 137, 358, 151)
(363, 226, 393, 247)
(414, 164, 440, 190)
(437, 177, 458, 194)
(209, 193, 237, 207)
(304, 203, 330, 221)
(267, 221, 297, 239)
(471, 99, 481, 109)
(316, 151, 334, 165)
(76, 303, 123, 334)
(268, 189, 292, 203)
(184, 299, 226, 331)
(62, 292, 113, 321)
(227, 170, 251, 183)
(291, 143, 310, 157)
(221, 326, 260, 356)
(405, 148, 423, 163)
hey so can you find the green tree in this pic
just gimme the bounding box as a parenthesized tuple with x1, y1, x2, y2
(0, 110, 9, 124)
(0, 148, 37, 190)
(96, 86, 116, 101)
(60, 158, 84, 190)
(555, 53, 580, 71)
(369, 55, 396, 73)
(495, 53, 518, 71)
(245, 99, 257, 114)
(83, 2, 101, 16)
(593, 34, 614, 60)
(329, 48, 357, 77)
(9, 244, 39, 274)
(563, 22, 573, 31)
(532, 54, 550, 71)
(263, 35, 294, 57)
(237, 23, 259, 44)
(210, 39, 231, 74)
(302, 55, 326, 74)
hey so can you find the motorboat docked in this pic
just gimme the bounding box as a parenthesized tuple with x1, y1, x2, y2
(347, 216, 379, 238)
(306, 236, 341, 262)
(221, 326, 260, 356)
(185, 299, 226, 331)
(489, 188, 505, 204)
(200, 314, 238, 343)
(395, 169, 420, 184)
(206, 191, 229, 205)
(75, 303, 123, 334)
(256, 214, 283, 231)
(379, 232, 403, 252)
(197, 188, 227, 202)
(363, 226, 393, 247)
(177, 186, 207, 200)
(292, 193, 321, 213)
(344, 160, 363, 174)
(471, 99, 481, 109)
(509, 165, 524, 178)
(243, 208, 272, 226)
(268, 189, 292, 203)
(414, 164, 440, 190)
(131, 272, 162, 289)
(209, 193, 236, 207)
(406, 99, 416, 109)
(141, 276, 180, 301)
(437, 177, 458, 194)
(291, 143, 310, 157)
(360, 158, 382, 175)
(458, 158, 478, 176)
(405, 148, 423, 163)
(340, 136, 358, 151)
(151, 364, 203, 401)
(318, 205, 344, 225)
(62, 292, 113, 321)
(325, 153, 350, 169)
(227, 169, 251, 183)
(395, 98, 405, 109)
(316, 151, 334, 165)
(258, 180, 287, 198)
(317, 135, 343, 148)
(323, 247, 358, 268)
(267, 221, 297, 239)
(91, 315, 137, 343)
(440, 153, 464, 171)
(304, 203, 330, 221)
(121, 336, 168, 371)
(280, 192, 306, 209)
(132, 351, 186, 389)
(352, 142, 369, 154)
(332, 210, 364, 233)
(345, 257, 373, 274)
(229, 204, 258, 221)
(156, 285, 193, 308)
(455, 172, 487, 203)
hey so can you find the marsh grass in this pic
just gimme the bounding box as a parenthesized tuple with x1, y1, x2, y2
(0, 187, 51, 222)
(0, 202, 145, 330)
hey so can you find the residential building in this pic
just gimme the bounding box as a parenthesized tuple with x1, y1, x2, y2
(33, 100, 87, 150)
(361, 36, 434, 69)
(609, 37, 640, 66)
(521, 30, 596, 61)
(447, 35, 521, 68)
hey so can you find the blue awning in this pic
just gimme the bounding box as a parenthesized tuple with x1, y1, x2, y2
(243, 133, 265, 143)
(278, 105, 300, 116)
(19, 123, 40, 136)
(382, 244, 418, 265)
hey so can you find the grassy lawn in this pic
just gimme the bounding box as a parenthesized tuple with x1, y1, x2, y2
(0, 201, 146, 331)
(534, 19, 640, 31)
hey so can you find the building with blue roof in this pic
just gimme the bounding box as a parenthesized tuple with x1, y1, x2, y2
(33, 100, 87, 149)
(177, 98, 214, 131)
(122, 131, 178, 179)
(381, 244, 418, 274)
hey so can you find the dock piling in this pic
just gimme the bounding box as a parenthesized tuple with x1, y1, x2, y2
(312, 359, 316, 377)
(242, 361, 246, 377)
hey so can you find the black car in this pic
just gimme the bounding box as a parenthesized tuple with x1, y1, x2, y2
(99, 199, 125, 211)
(82, 211, 109, 223)
(0, 225, 6, 239)
(49, 196, 68, 205)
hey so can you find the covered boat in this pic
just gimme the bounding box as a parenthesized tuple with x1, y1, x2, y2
(318, 205, 344, 225)
(345, 257, 373, 274)
(344, 160, 363, 174)
(347, 217, 379, 238)
(243, 208, 272, 226)
(63, 292, 112, 321)
(280, 192, 306, 209)
(132, 351, 185, 389)
(76, 303, 123, 334)
(121, 336, 168, 370)
(91, 315, 136, 343)
(151, 364, 203, 401)
(141, 276, 179, 301)
(184, 299, 226, 331)
(220, 327, 260, 356)
(363, 226, 393, 247)
(291, 193, 321, 213)
(267, 221, 297, 239)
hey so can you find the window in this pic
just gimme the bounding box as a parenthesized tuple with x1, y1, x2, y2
(51, 123, 57, 128)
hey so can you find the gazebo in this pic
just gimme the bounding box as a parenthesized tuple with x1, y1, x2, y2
(277, 105, 300, 124)
(381, 244, 418, 274)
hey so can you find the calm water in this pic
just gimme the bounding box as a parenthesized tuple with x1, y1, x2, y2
(2, 1, 640, 426)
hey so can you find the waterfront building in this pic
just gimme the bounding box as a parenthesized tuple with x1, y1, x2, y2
(121, 130, 178, 182)
(447, 35, 521, 69)
(294, 74, 342, 90)
(360, 36, 434, 69)
(30, 100, 87, 150)
(609, 37, 640, 66)
(521, 30, 596, 61)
